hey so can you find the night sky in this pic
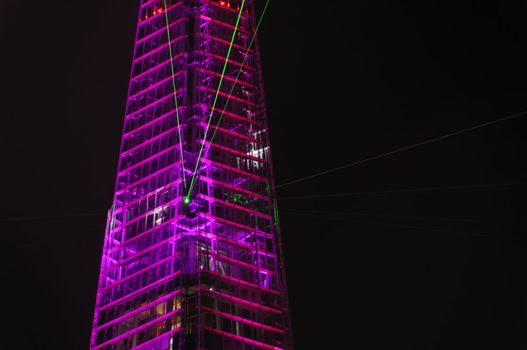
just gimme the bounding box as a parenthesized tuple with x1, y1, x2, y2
(1, 1, 526, 349)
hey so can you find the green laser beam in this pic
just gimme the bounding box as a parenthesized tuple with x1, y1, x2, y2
(276, 110, 527, 189)
(277, 181, 527, 200)
(204, 0, 270, 161)
(163, 0, 187, 188)
(186, 0, 246, 199)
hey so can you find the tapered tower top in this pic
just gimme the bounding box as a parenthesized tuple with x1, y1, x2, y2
(89, 1, 293, 349)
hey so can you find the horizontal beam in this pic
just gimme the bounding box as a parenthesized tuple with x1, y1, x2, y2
(201, 287, 282, 314)
(123, 106, 186, 138)
(195, 50, 254, 70)
(113, 233, 184, 268)
(108, 214, 185, 252)
(118, 143, 181, 176)
(196, 67, 256, 89)
(200, 85, 259, 107)
(97, 289, 182, 331)
(201, 325, 284, 350)
(136, 17, 186, 45)
(199, 14, 251, 35)
(113, 178, 182, 217)
(203, 0, 250, 16)
(197, 193, 272, 220)
(133, 34, 187, 64)
(115, 160, 182, 196)
(113, 196, 182, 230)
(130, 327, 183, 350)
(131, 52, 185, 81)
(198, 32, 253, 52)
(198, 175, 269, 200)
(202, 158, 268, 182)
(205, 250, 275, 276)
(125, 87, 185, 119)
(197, 121, 263, 145)
(102, 253, 181, 292)
(213, 234, 276, 258)
(94, 309, 182, 349)
(128, 70, 185, 100)
(202, 269, 280, 295)
(99, 271, 182, 310)
(200, 306, 283, 333)
(121, 124, 186, 157)
(198, 139, 265, 163)
(198, 212, 272, 238)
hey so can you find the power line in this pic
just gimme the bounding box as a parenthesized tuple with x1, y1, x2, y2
(0, 225, 105, 255)
(281, 211, 521, 241)
(0, 212, 106, 223)
(280, 208, 501, 224)
(277, 181, 527, 200)
(2, 181, 522, 222)
(276, 110, 527, 188)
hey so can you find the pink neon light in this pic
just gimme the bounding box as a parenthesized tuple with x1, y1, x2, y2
(90, 1, 293, 347)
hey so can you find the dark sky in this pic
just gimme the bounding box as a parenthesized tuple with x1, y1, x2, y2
(1, 1, 526, 349)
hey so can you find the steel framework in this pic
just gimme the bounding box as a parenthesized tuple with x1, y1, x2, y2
(89, 1, 293, 349)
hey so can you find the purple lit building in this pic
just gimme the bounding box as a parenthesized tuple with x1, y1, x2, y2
(89, 1, 293, 349)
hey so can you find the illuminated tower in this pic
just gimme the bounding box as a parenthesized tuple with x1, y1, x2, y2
(89, 1, 293, 349)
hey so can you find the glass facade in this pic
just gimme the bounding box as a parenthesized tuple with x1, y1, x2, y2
(89, 1, 293, 349)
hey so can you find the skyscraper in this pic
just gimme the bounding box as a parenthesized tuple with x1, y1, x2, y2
(89, 1, 293, 349)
